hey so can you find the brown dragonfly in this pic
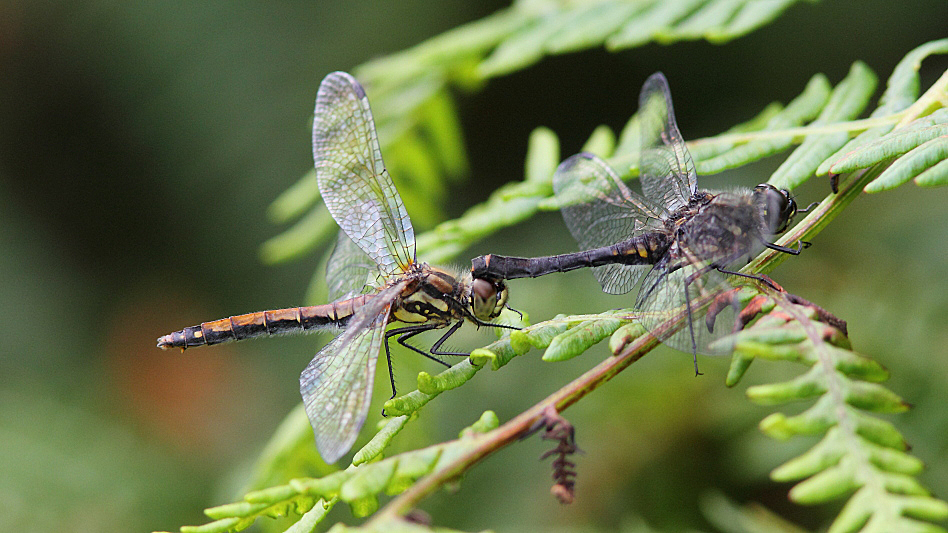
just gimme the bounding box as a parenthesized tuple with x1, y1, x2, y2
(159, 72, 512, 463)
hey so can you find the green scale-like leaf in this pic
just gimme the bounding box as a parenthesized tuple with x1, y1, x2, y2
(265, 0, 820, 265)
(864, 134, 948, 192)
(696, 73, 832, 175)
(829, 112, 948, 176)
(769, 61, 878, 190)
(816, 39, 948, 177)
(174, 412, 502, 532)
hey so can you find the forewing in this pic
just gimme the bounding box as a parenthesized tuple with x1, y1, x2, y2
(634, 258, 736, 357)
(312, 72, 415, 276)
(638, 73, 697, 212)
(299, 281, 403, 464)
(553, 153, 665, 295)
(326, 230, 377, 301)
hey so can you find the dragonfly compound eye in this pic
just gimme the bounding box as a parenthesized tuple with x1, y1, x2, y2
(755, 184, 797, 234)
(470, 277, 507, 320)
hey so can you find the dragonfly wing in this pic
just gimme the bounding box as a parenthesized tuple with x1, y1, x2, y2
(299, 281, 404, 463)
(639, 72, 697, 213)
(634, 257, 736, 357)
(553, 153, 665, 295)
(313, 72, 415, 276)
(326, 230, 377, 302)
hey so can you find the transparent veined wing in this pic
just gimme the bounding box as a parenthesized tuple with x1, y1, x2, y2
(312, 71, 415, 277)
(326, 230, 378, 302)
(553, 152, 665, 295)
(638, 72, 697, 213)
(634, 256, 737, 357)
(299, 281, 406, 463)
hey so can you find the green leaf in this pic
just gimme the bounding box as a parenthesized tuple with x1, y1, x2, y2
(746, 372, 826, 404)
(706, 0, 800, 43)
(384, 358, 484, 416)
(770, 431, 845, 481)
(696, 73, 832, 174)
(542, 315, 626, 362)
(509, 319, 568, 352)
(203, 501, 268, 520)
(419, 89, 469, 180)
(609, 322, 646, 355)
(759, 400, 835, 440)
(524, 127, 560, 184)
(663, 0, 746, 41)
(770, 61, 878, 190)
(914, 156, 948, 187)
(461, 410, 500, 436)
(844, 381, 909, 413)
(689, 102, 784, 162)
(341, 461, 395, 511)
(180, 517, 242, 533)
(545, 2, 646, 54)
(852, 412, 906, 449)
(259, 205, 337, 264)
(268, 169, 319, 224)
(416, 358, 482, 395)
(352, 416, 410, 466)
(284, 502, 332, 533)
(581, 124, 617, 157)
(788, 461, 859, 504)
(607, 0, 707, 49)
(829, 118, 948, 176)
(864, 135, 948, 192)
(878, 38, 948, 113)
(816, 39, 948, 177)
(477, 11, 573, 78)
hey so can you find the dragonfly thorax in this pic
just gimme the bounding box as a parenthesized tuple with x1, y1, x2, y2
(674, 190, 768, 265)
(390, 264, 464, 325)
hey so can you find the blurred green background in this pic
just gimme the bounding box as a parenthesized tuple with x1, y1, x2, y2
(1, 1, 946, 532)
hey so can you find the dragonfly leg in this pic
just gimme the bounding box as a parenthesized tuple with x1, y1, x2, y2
(798, 201, 820, 213)
(389, 324, 453, 366)
(464, 308, 521, 331)
(763, 239, 804, 255)
(716, 267, 784, 292)
(505, 305, 524, 321)
(465, 314, 521, 333)
(430, 320, 469, 357)
(382, 323, 450, 402)
(681, 273, 703, 377)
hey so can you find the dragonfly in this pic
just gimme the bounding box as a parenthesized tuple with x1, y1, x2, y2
(472, 72, 812, 374)
(158, 71, 512, 463)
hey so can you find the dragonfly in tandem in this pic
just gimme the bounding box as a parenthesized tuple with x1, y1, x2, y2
(472, 72, 813, 374)
(159, 71, 513, 464)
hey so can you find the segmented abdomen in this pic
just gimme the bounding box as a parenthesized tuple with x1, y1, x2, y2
(156, 295, 372, 350)
(471, 232, 669, 280)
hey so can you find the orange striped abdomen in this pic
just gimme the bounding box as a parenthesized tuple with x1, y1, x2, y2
(156, 295, 372, 350)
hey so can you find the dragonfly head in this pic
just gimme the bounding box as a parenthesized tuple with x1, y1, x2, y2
(754, 184, 797, 234)
(469, 276, 509, 321)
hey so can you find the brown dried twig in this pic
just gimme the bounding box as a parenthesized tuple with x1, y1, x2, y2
(530, 405, 580, 504)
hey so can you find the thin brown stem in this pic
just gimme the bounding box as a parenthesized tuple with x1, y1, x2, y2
(371, 332, 659, 522)
(371, 149, 884, 523)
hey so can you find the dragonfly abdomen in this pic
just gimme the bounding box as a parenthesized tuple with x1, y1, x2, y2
(471, 233, 668, 280)
(156, 295, 372, 350)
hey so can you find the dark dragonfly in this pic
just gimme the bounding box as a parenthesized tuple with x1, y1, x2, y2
(159, 72, 511, 463)
(472, 73, 809, 374)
